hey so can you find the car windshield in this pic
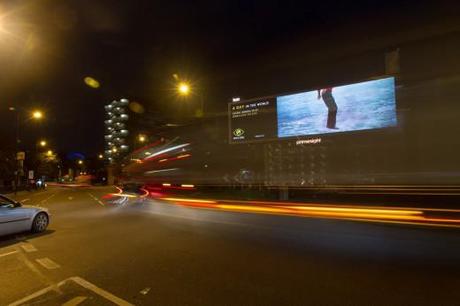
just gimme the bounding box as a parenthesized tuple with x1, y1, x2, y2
(0, 195, 16, 208)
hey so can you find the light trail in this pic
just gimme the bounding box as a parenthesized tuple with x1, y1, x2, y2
(144, 168, 179, 175)
(157, 196, 460, 227)
(283, 205, 422, 215)
(143, 143, 190, 161)
(162, 197, 217, 204)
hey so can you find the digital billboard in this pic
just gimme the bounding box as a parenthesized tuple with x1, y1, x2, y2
(229, 77, 397, 143)
(277, 77, 396, 138)
(229, 98, 277, 143)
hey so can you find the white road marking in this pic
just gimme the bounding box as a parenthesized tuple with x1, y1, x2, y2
(36, 257, 61, 270)
(70, 276, 135, 306)
(8, 284, 57, 306)
(21, 198, 30, 202)
(88, 192, 105, 206)
(88, 193, 97, 200)
(62, 296, 88, 306)
(17, 250, 56, 290)
(9, 276, 134, 306)
(39, 193, 56, 206)
(21, 243, 37, 253)
(0, 250, 18, 258)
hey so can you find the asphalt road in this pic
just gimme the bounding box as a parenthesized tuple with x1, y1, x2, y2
(2, 186, 460, 305)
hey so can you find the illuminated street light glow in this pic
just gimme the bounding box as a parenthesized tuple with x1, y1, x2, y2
(39, 140, 47, 147)
(138, 134, 146, 142)
(98, 154, 104, 159)
(32, 110, 43, 120)
(177, 82, 190, 95)
(78, 160, 83, 165)
(46, 150, 53, 156)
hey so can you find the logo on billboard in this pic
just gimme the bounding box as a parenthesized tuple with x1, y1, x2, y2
(233, 128, 244, 137)
(296, 138, 322, 145)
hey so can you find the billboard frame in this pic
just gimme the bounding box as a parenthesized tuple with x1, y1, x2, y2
(228, 74, 398, 145)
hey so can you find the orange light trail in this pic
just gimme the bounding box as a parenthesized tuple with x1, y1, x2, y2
(156, 196, 460, 227)
(283, 205, 421, 216)
(162, 197, 217, 204)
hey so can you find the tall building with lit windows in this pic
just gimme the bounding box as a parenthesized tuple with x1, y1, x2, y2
(104, 99, 130, 163)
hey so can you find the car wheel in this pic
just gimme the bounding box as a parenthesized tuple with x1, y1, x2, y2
(31, 213, 49, 233)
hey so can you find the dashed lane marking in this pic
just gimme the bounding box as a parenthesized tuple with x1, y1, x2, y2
(39, 193, 56, 206)
(87, 193, 97, 200)
(61, 296, 88, 306)
(0, 250, 18, 258)
(21, 242, 37, 253)
(88, 193, 105, 206)
(36, 257, 61, 270)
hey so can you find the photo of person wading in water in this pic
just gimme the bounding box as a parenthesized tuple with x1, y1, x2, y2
(317, 87, 338, 129)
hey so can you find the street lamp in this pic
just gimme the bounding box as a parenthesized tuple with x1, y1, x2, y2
(98, 154, 104, 159)
(175, 80, 204, 117)
(177, 82, 190, 96)
(138, 134, 146, 143)
(39, 140, 47, 147)
(78, 160, 83, 165)
(32, 110, 43, 120)
(46, 150, 53, 156)
(9, 107, 45, 194)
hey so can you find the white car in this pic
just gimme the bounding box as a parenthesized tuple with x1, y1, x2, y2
(0, 194, 50, 236)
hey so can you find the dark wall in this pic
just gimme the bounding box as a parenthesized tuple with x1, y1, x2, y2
(264, 32, 460, 186)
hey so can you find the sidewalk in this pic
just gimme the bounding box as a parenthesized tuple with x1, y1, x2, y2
(2, 189, 47, 200)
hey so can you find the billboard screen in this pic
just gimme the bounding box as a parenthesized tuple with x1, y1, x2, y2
(229, 98, 277, 143)
(229, 77, 397, 143)
(277, 77, 396, 138)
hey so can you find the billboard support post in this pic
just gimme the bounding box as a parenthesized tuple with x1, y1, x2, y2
(279, 186, 289, 200)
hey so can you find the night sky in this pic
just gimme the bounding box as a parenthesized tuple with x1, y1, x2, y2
(0, 0, 457, 157)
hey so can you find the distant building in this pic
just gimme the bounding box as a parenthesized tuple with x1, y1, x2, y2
(104, 99, 130, 163)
